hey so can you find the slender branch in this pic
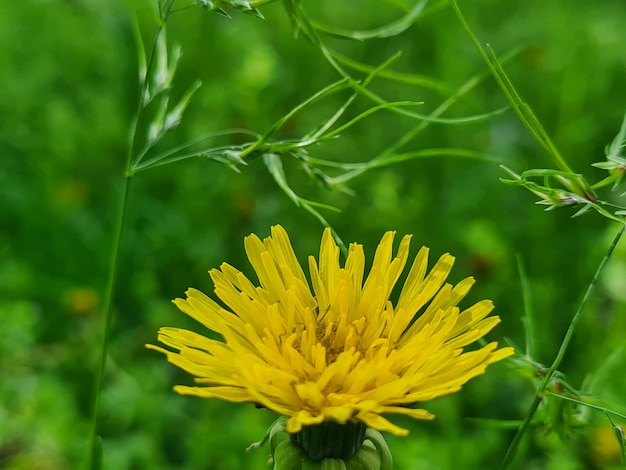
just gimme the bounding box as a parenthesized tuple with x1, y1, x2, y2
(516, 255, 536, 358)
(86, 3, 176, 468)
(448, 0, 574, 175)
(86, 176, 132, 469)
(499, 223, 626, 469)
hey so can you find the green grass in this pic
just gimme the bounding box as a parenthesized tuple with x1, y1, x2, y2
(1, 0, 625, 469)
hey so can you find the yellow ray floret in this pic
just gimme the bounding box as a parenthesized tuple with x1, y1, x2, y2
(147, 225, 514, 436)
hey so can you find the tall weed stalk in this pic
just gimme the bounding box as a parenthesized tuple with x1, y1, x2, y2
(450, 1, 626, 467)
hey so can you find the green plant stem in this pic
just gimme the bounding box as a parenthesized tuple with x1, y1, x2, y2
(86, 3, 175, 467)
(329, 52, 515, 185)
(500, 223, 626, 469)
(86, 176, 132, 470)
(250, 0, 280, 6)
(286, 1, 428, 122)
(545, 391, 626, 421)
(516, 254, 536, 358)
(448, 0, 574, 175)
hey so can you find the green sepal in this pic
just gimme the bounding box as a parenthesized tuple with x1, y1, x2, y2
(251, 418, 393, 469)
(291, 421, 366, 460)
(273, 439, 306, 470)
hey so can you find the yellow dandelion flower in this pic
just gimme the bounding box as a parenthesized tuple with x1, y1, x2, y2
(147, 225, 513, 438)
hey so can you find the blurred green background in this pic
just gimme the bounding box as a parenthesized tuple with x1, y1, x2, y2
(1, 0, 625, 469)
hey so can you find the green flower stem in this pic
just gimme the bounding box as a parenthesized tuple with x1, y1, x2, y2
(499, 223, 626, 469)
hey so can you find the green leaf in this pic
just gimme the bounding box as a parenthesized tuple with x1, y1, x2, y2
(163, 80, 202, 132)
(330, 49, 455, 96)
(132, 16, 147, 87)
(606, 112, 626, 160)
(609, 419, 626, 466)
(264, 153, 300, 206)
